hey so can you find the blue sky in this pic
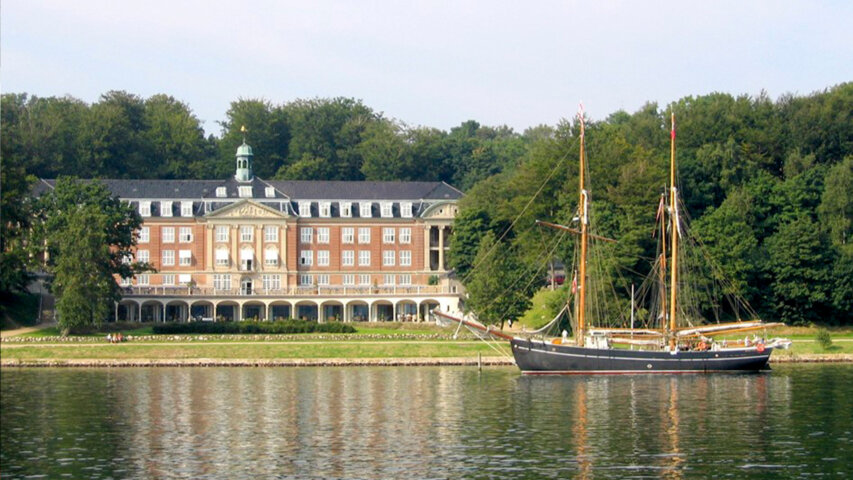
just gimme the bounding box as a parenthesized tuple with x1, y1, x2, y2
(2, 0, 851, 136)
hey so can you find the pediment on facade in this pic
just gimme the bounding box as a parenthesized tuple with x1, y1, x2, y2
(205, 200, 289, 219)
(421, 201, 458, 220)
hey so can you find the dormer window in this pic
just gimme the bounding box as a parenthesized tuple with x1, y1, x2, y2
(181, 201, 193, 217)
(161, 201, 173, 217)
(340, 202, 352, 217)
(265, 187, 275, 198)
(360, 202, 372, 218)
(216, 187, 227, 198)
(380, 202, 393, 218)
(299, 201, 311, 217)
(238, 186, 252, 198)
(139, 201, 151, 217)
(319, 202, 331, 218)
(401, 202, 413, 218)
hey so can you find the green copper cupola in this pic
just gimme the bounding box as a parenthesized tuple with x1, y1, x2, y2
(235, 125, 254, 182)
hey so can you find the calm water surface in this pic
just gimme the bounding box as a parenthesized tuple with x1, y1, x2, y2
(2, 365, 852, 479)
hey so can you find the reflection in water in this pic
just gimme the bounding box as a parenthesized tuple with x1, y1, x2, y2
(1, 366, 851, 479)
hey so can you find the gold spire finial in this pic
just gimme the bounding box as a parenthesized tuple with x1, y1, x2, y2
(240, 125, 247, 143)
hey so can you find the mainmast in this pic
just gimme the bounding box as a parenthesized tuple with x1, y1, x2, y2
(668, 113, 678, 349)
(577, 106, 589, 346)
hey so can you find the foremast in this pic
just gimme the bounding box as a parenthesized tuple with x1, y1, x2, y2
(577, 107, 589, 347)
(668, 113, 678, 349)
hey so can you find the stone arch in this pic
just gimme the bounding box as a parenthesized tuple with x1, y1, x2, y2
(268, 301, 292, 322)
(294, 300, 319, 322)
(164, 299, 191, 323)
(346, 300, 369, 322)
(419, 299, 442, 324)
(320, 300, 344, 323)
(372, 300, 394, 322)
(241, 300, 266, 322)
(395, 299, 418, 322)
(189, 300, 215, 322)
(117, 299, 141, 322)
(140, 299, 165, 323)
(216, 300, 239, 322)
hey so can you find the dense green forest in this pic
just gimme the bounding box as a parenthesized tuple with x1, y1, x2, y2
(1, 84, 851, 325)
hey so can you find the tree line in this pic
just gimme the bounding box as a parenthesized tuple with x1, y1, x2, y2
(1, 84, 851, 327)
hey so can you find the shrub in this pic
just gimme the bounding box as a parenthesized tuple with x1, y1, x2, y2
(152, 320, 356, 335)
(815, 328, 833, 349)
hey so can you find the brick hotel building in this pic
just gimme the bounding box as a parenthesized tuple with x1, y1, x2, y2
(38, 141, 464, 323)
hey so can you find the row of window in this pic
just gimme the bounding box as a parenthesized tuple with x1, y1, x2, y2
(127, 273, 415, 288)
(139, 197, 415, 219)
(140, 225, 416, 245)
(300, 250, 412, 267)
(298, 201, 413, 218)
(138, 227, 193, 244)
(136, 250, 193, 266)
(139, 201, 194, 218)
(302, 227, 412, 244)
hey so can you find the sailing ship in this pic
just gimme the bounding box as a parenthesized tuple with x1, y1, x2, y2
(436, 109, 790, 374)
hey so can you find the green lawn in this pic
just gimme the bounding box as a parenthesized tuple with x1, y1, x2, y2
(0, 340, 494, 361)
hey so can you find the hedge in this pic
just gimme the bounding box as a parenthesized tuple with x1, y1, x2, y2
(152, 320, 356, 335)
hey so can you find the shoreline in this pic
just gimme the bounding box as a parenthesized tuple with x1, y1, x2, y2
(2, 354, 851, 368)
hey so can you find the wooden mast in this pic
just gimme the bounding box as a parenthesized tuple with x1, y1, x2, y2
(577, 107, 589, 346)
(668, 112, 678, 349)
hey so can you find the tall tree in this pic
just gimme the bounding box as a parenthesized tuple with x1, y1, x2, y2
(34, 178, 147, 333)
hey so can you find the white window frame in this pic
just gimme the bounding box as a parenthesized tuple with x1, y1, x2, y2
(399, 228, 411, 244)
(383, 250, 396, 266)
(162, 250, 175, 266)
(240, 225, 253, 242)
(264, 248, 278, 266)
(340, 202, 352, 218)
(341, 227, 354, 244)
(383, 274, 395, 286)
(358, 228, 370, 244)
(398, 274, 412, 285)
(262, 274, 281, 291)
(300, 227, 313, 244)
(343, 274, 355, 286)
(181, 201, 193, 217)
(162, 227, 175, 243)
(215, 248, 229, 266)
(383, 228, 395, 244)
(317, 250, 330, 266)
(264, 225, 278, 243)
(238, 186, 252, 198)
(139, 201, 151, 217)
(317, 227, 329, 244)
(300, 250, 313, 266)
(401, 202, 413, 218)
(178, 274, 192, 285)
(216, 187, 226, 198)
(319, 202, 331, 218)
(317, 274, 330, 286)
(137, 274, 149, 286)
(179, 227, 193, 243)
(358, 250, 370, 266)
(358, 274, 370, 286)
(136, 250, 149, 263)
(213, 274, 231, 290)
(139, 227, 149, 243)
(380, 202, 393, 218)
(400, 250, 412, 266)
(215, 225, 229, 242)
(300, 274, 313, 286)
(359, 202, 372, 218)
(341, 250, 355, 267)
(179, 250, 192, 266)
(299, 201, 311, 217)
(120, 276, 132, 286)
(161, 201, 173, 217)
(163, 274, 176, 286)
(265, 187, 275, 198)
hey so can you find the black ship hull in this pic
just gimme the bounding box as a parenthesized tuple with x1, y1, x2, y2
(511, 338, 773, 374)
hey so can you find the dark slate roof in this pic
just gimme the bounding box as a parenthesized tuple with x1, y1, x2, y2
(37, 178, 463, 201)
(264, 180, 463, 200)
